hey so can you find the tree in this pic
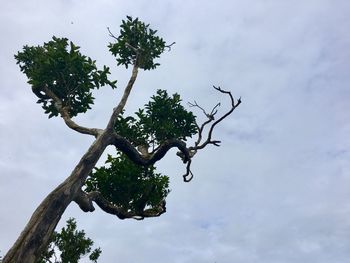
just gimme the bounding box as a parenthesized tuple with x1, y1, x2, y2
(3, 16, 241, 262)
(37, 218, 101, 263)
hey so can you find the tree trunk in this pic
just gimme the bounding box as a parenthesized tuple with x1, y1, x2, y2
(3, 133, 110, 263)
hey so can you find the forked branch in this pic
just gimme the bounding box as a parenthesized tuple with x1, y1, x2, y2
(183, 86, 241, 181)
(189, 86, 241, 153)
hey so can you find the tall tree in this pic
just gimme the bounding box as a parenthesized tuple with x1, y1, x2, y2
(37, 218, 101, 263)
(3, 16, 240, 262)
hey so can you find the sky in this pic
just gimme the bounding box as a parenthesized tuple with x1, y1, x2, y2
(1, 0, 350, 262)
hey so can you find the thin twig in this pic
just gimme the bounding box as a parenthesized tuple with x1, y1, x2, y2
(190, 86, 241, 151)
(107, 27, 118, 40)
(165, 42, 176, 51)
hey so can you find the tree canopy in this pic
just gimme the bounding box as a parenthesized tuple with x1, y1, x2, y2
(4, 16, 241, 263)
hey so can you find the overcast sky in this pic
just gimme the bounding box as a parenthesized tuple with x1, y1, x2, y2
(1, 0, 350, 262)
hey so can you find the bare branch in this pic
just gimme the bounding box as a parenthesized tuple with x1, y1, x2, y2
(106, 64, 139, 131)
(183, 159, 194, 182)
(109, 133, 190, 166)
(107, 27, 118, 41)
(194, 118, 212, 147)
(189, 86, 241, 152)
(188, 100, 212, 119)
(177, 87, 241, 182)
(207, 86, 241, 141)
(210, 102, 221, 116)
(165, 42, 176, 51)
(189, 100, 223, 150)
(189, 100, 221, 119)
(42, 87, 103, 137)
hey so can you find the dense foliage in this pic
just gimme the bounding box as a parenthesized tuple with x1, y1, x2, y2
(85, 89, 197, 211)
(108, 16, 169, 70)
(15, 37, 117, 118)
(114, 89, 197, 149)
(86, 153, 169, 213)
(37, 218, 101, 263)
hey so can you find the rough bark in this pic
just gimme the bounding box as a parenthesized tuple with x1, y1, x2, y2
(3, 133, 110, 263)
(2, 130, 186, 262)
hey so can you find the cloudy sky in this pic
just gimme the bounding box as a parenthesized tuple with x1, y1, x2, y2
(1, 0, 350, 262)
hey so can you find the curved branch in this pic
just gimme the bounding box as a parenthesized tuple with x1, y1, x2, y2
(165, 42, 176, 51)
(75, 190, 166, 220)
(107, 27, 118, 40)
(73, 189, 95, 212)
(183, 159, 194, 182)
(208, 86, 241, 140)
(42, 87, 103, 137)
(109, 132, 190, 166)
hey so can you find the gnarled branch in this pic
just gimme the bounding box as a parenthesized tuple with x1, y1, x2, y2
(183, 159, 194, 182)
(73, 189, 95, 212)
(189, 86, 241, 153)
(182, 86, 241, 182)
(42, 87, 103, 137)
(74, 190, 166, 220)
(109, 132, 190, 166)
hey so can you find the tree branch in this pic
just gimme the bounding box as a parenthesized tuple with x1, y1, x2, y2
(106, 63, 139, 131)
(188, 100, 219, 119)
(42, 87, 103, 137)
(107, 27, 118, 41)
(73, 189, 95, 212)
(189, 86, 241, 152)
(165, 42, 176, 51)
(183, 159, 194, 182)
(109, 132, 190, 166)
(74, 190, 166, 220)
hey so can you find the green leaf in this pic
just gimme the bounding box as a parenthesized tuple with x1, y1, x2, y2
(85, 152, 170, 213)
(15, 36, 117, 118)
(108, 16, 173, 70)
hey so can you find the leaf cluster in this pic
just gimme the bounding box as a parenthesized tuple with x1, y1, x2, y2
(15, 37, 117, 118)
(85, 153, 170, 213)
(37, 218, 101, 263)
(108, 16, 168, 70)
(114, 89, 197, 149)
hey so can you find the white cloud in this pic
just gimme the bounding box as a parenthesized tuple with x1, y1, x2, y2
(1, 0, 350, 262)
